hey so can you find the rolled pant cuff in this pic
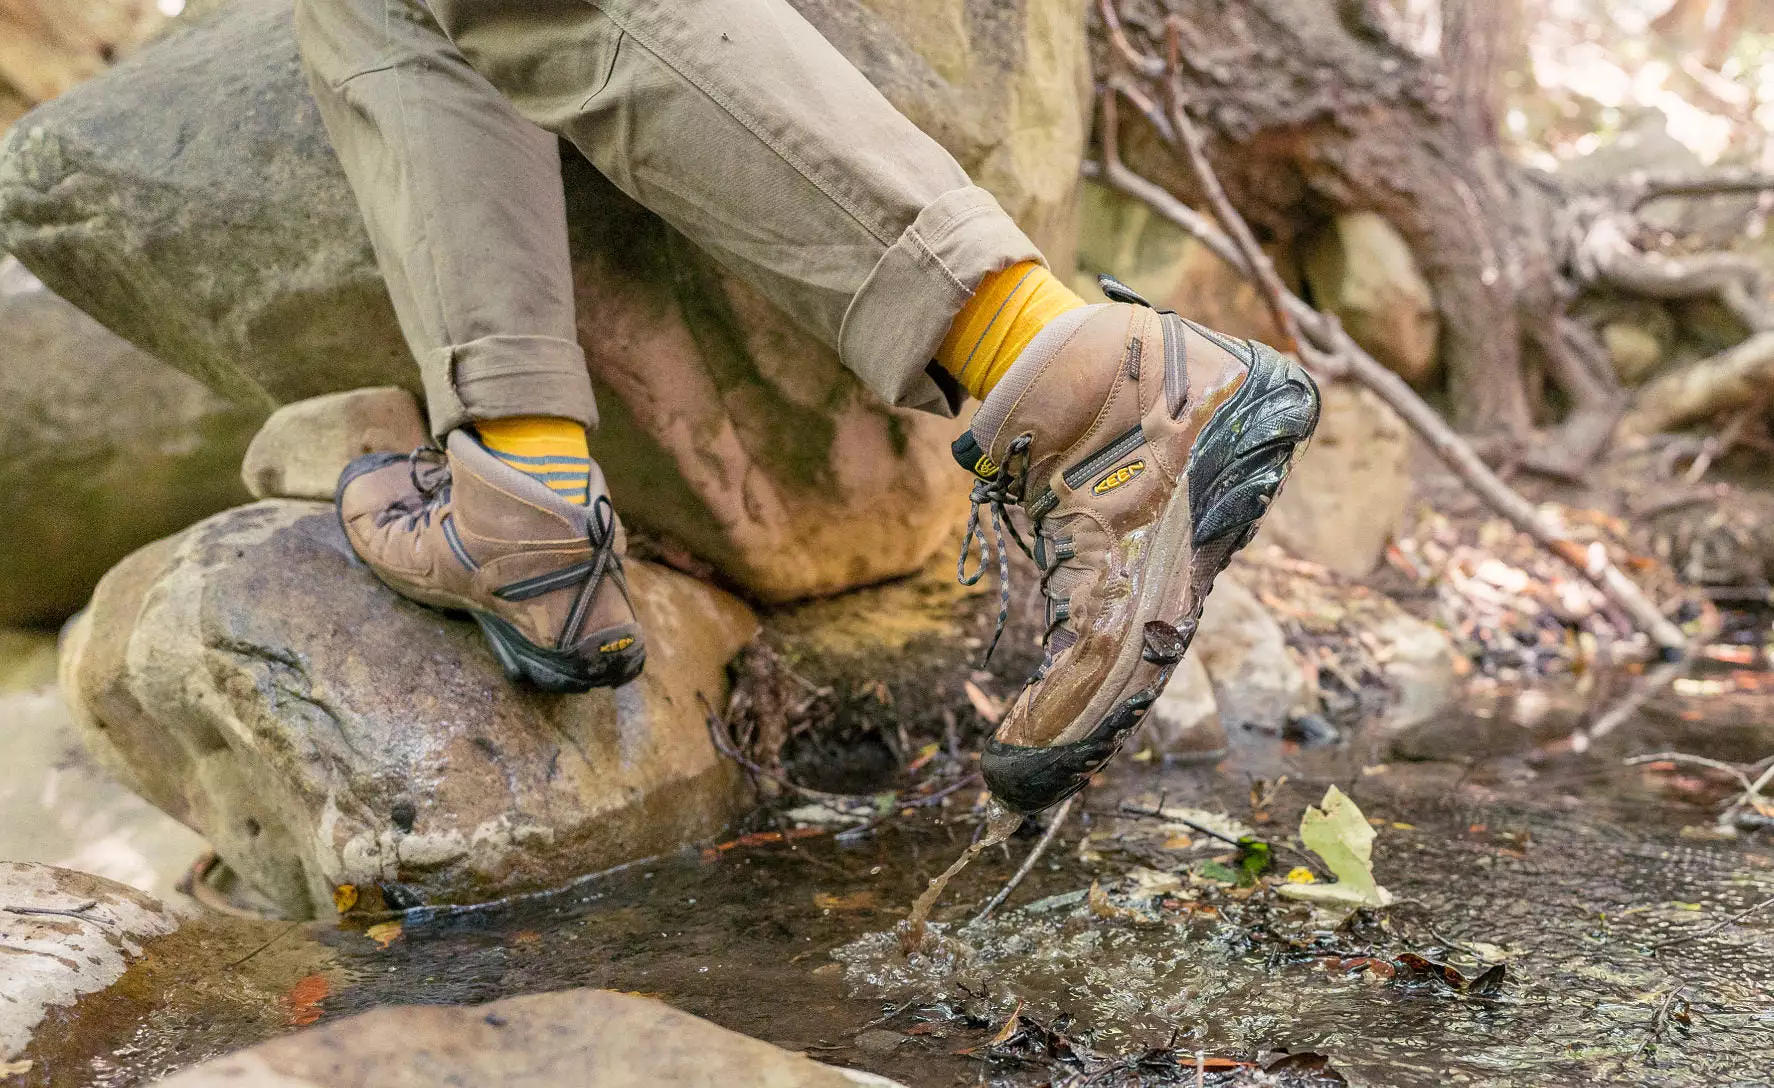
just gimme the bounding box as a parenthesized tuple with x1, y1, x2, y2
(422, 334, 599, 437)
(840, 185, 1043, 416)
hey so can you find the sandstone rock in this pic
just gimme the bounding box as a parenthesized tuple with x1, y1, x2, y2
(1601, 320, 1665, 385)
(240, 387, 429, 501)
(1258, 383, 1412, 578)
(1074, 179, 1285, 342)
(62, 500, 759, 919)
(1134, 654, 1225, 762)
(1302, 212, 1440, 387)
(1371, 612, 1460, 731)
(0, 257, 260, 626)
(0, 862, 180, 1061)
(151, 989, 902, 1088)
(1193, 575, 1312, 737)
(0, 0, 1092, 603)
(0, 0, 169, 117)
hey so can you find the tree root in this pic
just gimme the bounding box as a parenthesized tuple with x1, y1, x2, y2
(1620, 331, 1774, 437)
(1089, 0, 1688, 654)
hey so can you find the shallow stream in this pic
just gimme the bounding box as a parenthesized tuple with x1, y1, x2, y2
(17, 687, 1774, 1087)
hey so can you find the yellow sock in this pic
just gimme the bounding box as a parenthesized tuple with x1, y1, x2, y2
(936, 261, 1086, 402)
(474, 416, 592, 506)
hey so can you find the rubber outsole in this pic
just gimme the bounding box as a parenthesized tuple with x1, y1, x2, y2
(982, 341, 1321, 813)
(472, 613, 646, 695)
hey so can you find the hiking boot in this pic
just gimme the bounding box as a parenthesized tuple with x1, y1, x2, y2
(335, 429, 645, 693)
(955, 276, 1320, 812)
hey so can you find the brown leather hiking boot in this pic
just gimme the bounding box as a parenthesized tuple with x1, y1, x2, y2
(955, 276, 1320, 812)
(335, 430, 645, 693)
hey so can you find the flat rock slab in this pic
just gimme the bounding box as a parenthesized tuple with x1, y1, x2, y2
(0, 862, 180, 1061)
(62, 500, 759, 919)
(149, 989, 903, 1088)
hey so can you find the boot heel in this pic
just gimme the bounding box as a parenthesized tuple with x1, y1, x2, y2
(1187, 342, 1321, 552)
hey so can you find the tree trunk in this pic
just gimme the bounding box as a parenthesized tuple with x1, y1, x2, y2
(1103, 0, 1539, 438)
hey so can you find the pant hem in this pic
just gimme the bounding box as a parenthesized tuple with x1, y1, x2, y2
(839, 185, 1042, 416)
(423, 333, 598, 437)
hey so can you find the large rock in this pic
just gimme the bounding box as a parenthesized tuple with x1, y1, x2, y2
(1257, 383, 1412, 578)
(0, 257, 261, 626)
(239, 387, 429, 501)
(151, 989, 902, 1088)
(60, 500, 760, 919)
(1074, 178, 1286, 342)
(0, 862, 180, 1061)
(1302, 212, 1440, 387)
(1192, 574, 1312, 736)
(0, 0, 1092, 603)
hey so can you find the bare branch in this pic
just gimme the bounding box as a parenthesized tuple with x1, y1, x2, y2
(1621, 170, 1774, 211)
(1157, 16, 1301, 352)
(1620, 331, 1774, 436)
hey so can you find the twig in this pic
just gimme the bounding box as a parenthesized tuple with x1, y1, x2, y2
(1570, 649, 1694, 750)
(1719, 760, 1774, 829)
(971, 795, 1074, 924)
(1086, 3, 1691, 653)
(1653, 893, 1774, 950)
(1624, 751, 1756, 793)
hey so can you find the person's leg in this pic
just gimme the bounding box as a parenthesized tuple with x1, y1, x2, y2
(425, 0, 1054, 414)
(296, 0, 643, 691)
(294, 0, 594, 441)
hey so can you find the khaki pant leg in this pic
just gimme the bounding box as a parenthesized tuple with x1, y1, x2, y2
(294, 0, 597, 436)
(427, 0, 1041, 414)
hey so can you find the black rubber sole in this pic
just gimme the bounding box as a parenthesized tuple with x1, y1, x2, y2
(982, 342, 1321, 813)
(472, 612, 647, 695)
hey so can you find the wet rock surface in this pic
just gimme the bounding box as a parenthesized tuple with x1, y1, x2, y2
(0, 258, 259, 626)
(0, 863, 180, 1061)
(60, 500, 759, 919)
(149, 989, 904, 1088)
(0, 0, 1092, 602)
(1192, 575, 1313, 739)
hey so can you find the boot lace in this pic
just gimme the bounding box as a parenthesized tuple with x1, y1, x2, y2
(956, 434, 1068, 661)
(372, 446, 453, 531)
(559, 494, 637, 648)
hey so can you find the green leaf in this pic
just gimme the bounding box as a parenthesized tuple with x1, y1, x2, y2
(1276, 786, 1393, 908)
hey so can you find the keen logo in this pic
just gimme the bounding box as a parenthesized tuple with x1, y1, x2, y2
(973, 454, 999, 478)
(599, 637, 636, 654)
(1093, 460, 1145, 495)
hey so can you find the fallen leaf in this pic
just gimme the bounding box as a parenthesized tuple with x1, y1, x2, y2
(1161, 834, 1194, 850)
(366, 920, 403, 949)
(0, 1060, 34, 1077)
(814, 890, 877, 911)
(986, 1001, 1025, 1046)
(332, 884, 359, 914)
(1276, 786, 1393, 908)
(283, 973, 329, 1026)
(1286, 866, 1317, 884)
